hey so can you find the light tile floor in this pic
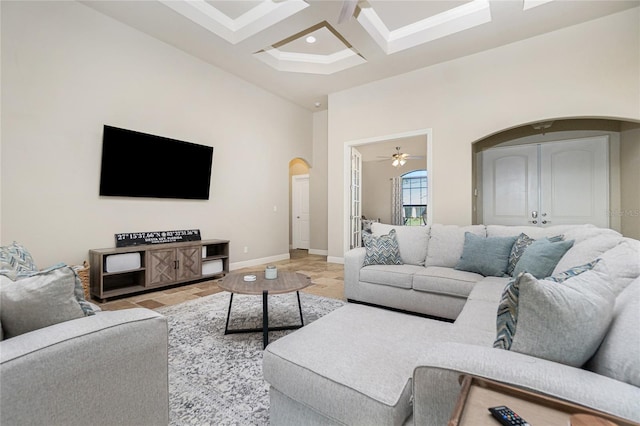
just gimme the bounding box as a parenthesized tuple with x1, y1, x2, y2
(96, 250, 345, 311)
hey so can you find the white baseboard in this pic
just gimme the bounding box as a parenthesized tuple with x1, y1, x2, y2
(308, 249, 328, 256)
(326, 256, 344, 264)
(230, 253, 290, 271)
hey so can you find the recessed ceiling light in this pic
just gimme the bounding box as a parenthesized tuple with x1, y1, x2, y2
(305, 35, 317, 44)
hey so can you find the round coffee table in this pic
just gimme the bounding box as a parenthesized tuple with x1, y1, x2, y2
(218, 271, 312, 349)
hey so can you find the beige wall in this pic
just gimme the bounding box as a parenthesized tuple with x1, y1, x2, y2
(1, 1, 312, 267)
(327, 7, 640, 260)
(620, 123, 640, 239)
(310, 110, 329, 254)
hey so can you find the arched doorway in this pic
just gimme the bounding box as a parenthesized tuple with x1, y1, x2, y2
(472, 118, 640, 238)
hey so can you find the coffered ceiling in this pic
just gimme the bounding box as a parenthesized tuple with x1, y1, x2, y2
(82, 0, 638, 110)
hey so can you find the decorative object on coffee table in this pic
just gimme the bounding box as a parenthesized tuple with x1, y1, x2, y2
(218, 271, 312, 348)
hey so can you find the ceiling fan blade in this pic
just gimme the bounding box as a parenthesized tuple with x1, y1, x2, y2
(338, 0, 358, 24)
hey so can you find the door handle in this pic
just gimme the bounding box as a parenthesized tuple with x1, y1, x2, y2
(529, 220, 538, 224)
(531, 211, 538, 219)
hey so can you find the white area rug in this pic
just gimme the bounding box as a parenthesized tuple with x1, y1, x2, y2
(156, 291, 345, 425)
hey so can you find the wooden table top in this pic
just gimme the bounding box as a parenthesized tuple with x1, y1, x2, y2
(219, 271, 312, 295)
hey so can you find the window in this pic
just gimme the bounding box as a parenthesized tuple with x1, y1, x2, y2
(402, 170, 427, 226)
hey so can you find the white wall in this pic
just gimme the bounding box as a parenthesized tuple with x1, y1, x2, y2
(1, 1, 312, 267)
(327, 7, 640, 259)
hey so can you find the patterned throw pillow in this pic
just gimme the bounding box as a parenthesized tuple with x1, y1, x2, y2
(547, 259, 600, 283)
(507, 234, 564, 276)
(0, 242, 39, 281)
(494, 273, 524, 350)
(362, 229, 403, 266)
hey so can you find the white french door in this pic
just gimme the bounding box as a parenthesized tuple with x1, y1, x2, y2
(482, 136, 609, 228)
(350, 147, 362, 249)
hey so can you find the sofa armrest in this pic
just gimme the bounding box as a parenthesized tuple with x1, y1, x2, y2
(0, 308, 169, 426)
(344, 247, 366, 300)
(412, 342, 640, 425)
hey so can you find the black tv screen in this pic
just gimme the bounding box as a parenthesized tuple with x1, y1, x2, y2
(99, 125, 213, 200)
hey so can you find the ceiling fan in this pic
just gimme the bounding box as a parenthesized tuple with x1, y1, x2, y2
(377, 147, 424, 167)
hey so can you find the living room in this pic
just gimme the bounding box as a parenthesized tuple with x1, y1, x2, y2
(2, 1, 640, 425)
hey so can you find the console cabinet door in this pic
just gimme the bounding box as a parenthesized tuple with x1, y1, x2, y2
(175, 246, 202, 281)
(147, 248, 177, 287)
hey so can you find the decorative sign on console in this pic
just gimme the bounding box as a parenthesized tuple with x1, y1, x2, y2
(115, 229, 201, 247)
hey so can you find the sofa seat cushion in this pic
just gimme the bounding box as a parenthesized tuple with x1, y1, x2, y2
(263, 304, 457, 426)
(360, 264, 425, 289)
(412, 267, 483, 298)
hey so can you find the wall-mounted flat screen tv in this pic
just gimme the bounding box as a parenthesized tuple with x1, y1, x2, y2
(99, 125, 214, 200)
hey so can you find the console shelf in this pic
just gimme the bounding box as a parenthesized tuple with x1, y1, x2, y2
(89, 239, 229, 302)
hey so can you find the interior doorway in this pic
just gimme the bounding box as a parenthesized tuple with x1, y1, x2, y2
(343, 129, 432, 255)
(289, 158, 310, 251)
(292, 174, 310, 249)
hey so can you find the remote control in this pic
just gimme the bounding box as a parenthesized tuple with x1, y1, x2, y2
(488, 406, 530, 426)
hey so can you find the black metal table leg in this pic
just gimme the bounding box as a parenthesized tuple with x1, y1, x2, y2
(223, 291, 305, 350)
(262, 290, 269, 349)
(296, 291, 304, 326)
(224, 292, 234, 335)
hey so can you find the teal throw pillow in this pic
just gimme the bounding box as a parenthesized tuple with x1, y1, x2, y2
(363, 229, 403, 266)
(454, 232, 517, 277)
(507, 233, 564, 276)
(512, 238, 574, 279)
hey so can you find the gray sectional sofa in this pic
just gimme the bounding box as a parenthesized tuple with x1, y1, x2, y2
(0, 308, 169, 425)
(263, 223, 640, 425)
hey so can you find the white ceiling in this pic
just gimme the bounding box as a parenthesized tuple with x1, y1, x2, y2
(82, 0, 639, 111)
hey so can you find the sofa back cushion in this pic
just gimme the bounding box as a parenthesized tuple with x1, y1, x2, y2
(371, 223, 430, 266)
(594, 238, 640, 296)
(586, 277, 640, 387)
(426, 225, 485, 267)
(486, 224, 588, 239)
(552, 233, 622, 275)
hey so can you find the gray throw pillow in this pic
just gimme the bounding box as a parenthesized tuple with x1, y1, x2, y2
(0, 265, 87, 338)
(362, 229, 403, 266)
(454, 232, 517, 277)
(512, 238, 574, 278)
(494, 269, 615, 367)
